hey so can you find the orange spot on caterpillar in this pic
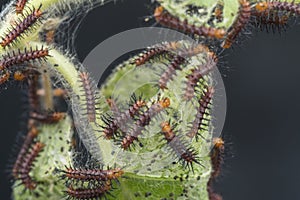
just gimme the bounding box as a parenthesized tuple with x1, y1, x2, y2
(255, 2, 269, 12)
(30, 111, 65, 123)
(160, 121, 201, 171)
(79, 71, 98, 123)
(15, 141, 45, 190)
(0, 46, 49, 70)
(154, 6, 226, 39)
(121, 97, 170, 150)
(1, 4, 43, 47)
(13, 70, 26, 81)
(15, 0, 27, 14)
(222, 0, 251, 49)
(66, 181, 111, 200)
(187, 86, 214, 140)
(102, 94, 146, 140)
(61, 166, 124, 183)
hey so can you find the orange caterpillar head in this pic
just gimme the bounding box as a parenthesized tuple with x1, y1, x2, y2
(255, 2, 268, 12)
(159, 97, 170, 108)
(154, 6, 164, 20)
(213, 137, 224, 149)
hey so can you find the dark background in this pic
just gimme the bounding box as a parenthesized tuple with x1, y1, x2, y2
(1, 0, 300, 199)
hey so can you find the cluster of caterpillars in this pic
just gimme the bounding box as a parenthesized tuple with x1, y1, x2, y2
(101, 40, 216, 173)
(4, 2, 123, 199)
(154, 0, 300, 49)
(153, 0, 300, 199)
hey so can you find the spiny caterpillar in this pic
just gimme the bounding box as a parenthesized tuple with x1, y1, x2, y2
(1, 4, 43, 48)
(222, 0, 251, 49)
(187, 86, 214, 140)
(121, 97, 170, 150)
(14, 142, 45, 190)
(61, 166, 124, 183)
(0, 46, 49, 70)
(66, 181, 112, 200)
(102, 94, 146, 139)
(133, 41, 180, 66)
(160, 121, 201, 170)
(154, 6, 226, 39)
(210, 137, 225, 179)
(79, 71, 98, 123)
(254, 1, 300, 15)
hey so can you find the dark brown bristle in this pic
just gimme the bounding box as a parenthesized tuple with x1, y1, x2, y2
(1, 4, 43, 47)
(121, 98, 170, 150)
(66, 181, 111, 200)
(79, 72, 97, 123)
(0, 47, 49, 70)
(154, 6, 226, 39)
(187, 86, 214, 140)
(222, 0, 251, 48)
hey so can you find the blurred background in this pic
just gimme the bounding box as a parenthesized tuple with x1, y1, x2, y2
(1, 0, 300, 199)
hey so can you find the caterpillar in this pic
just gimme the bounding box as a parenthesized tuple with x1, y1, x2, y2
(252, 11, 289, 33)
(0, 46, 49, 70)
(1, 4, 43, 47)
(102, 94, 146, 139)
(27, 73, 40, 112)
(66, 181, 111, 200)
(79, 71, 98, 123)
(154, 6, 226, 39)
(254, 1, 300, 15)
(186, 86, 214, 140)
(160, 121, 201, 170)
(12, 125, 39, 179)
(221, 0, 251, 49)
(121, 97, 170, 150)
(133, 41, 180, 66)
(30, 111, 65, 123)
(158, 55, 185, 90)
(159, 44, 210, 90)
(61, 166, 124, 183)
(207, 178, 223, 200)
(183, 56, 216, 101)
(210, 137, 225, 179)
(15, 142, 45, 190)
(15, 0, 27, 14)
